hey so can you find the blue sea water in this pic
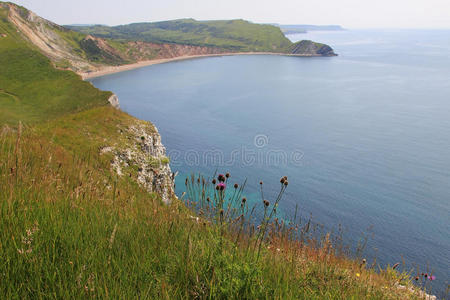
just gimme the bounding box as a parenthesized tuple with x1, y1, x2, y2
(90, 30, 450, 295)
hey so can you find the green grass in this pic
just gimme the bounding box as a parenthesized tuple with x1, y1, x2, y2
(0, 6, 111, 125)
(67, 19, 293, 52)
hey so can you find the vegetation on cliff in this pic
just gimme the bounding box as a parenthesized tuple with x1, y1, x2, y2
(67, 19, 337, 56)
(67, 19, 293, 53)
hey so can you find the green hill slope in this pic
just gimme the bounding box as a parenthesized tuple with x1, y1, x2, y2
(0, 4, 111, 124)
(68, 19, 293, 52)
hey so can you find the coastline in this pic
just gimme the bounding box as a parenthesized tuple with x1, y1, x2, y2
(79, 52, 327, 80)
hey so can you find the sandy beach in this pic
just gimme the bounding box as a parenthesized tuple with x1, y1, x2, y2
(79, 52, 317, 79)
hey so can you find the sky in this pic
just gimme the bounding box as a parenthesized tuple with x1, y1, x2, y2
(11, 0, 450, 29)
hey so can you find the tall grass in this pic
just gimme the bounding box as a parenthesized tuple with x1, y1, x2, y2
(0, 122, 428, 299)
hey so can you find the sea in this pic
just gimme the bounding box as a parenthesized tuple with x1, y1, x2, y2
(90, 29, 450, 296)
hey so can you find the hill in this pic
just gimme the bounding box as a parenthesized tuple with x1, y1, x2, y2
(1, 2, 337, 76)
(0, 3, 225, 73)
(67, 19, 338, 57)
(67, 19, 293, 52)
(0, 3, 111, 124)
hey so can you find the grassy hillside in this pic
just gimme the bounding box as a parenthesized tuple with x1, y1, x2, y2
(0, 108, 424, 299)
(67, 19, 294, 52)
(0, 4, 111, 124)
(52, 26, 130, 65)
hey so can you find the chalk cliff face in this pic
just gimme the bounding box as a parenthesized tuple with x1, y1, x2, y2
(101, 99, 175, 204)
(289, 40, 337, 56)
(107, 94, 120, 109)
(3, 2, 98, 71)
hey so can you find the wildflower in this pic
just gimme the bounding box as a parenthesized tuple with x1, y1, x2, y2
(429, 275, 435, 281)
(356, 273, 360, 277)
(280, 177, 285, 184)
(225, 173, 230, 178)
(263, 200, 270, 207)
(212, 179, 217, 184)
(284, 181, 289, 186)
(284, 176, 288, 180)
(217, 183, 226, 191)
(234, 183, 239, 189)
(424, 273, 428, 278)
(242, 197, 246, 203)
(218, 174, 225, 182)
(206, 197, 210, 202)
(260, 181, 263, 185)
(415, 276, 419, 281)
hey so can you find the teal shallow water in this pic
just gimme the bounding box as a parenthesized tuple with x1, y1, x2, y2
(90, 30, 450, 295)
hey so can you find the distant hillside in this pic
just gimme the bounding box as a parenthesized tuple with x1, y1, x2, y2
(1, 2, 337, 76)
(0, 3, 225, 73)
(66, 19, 293, 52)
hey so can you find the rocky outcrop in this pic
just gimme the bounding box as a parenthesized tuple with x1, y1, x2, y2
(289, 40, 337, 56)
(107, 94, 120, 109)
(123, 41, 225, 61)
(100, 120, 175, 204)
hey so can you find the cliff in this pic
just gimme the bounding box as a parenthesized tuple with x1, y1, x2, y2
(101, 107, 176, 204)
(289, 40, 337, 56)
(105, 95, 174, 203)
(0, 3, 175, 203)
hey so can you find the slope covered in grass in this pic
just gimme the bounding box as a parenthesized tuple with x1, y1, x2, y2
(0, 4, 111, 124)
(0, 109, 425, 298)
(67, 19, 294, 52)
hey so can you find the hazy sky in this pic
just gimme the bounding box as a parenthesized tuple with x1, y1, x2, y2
(11, 0, 450, 28)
